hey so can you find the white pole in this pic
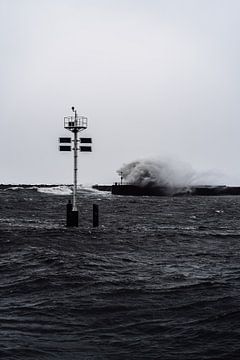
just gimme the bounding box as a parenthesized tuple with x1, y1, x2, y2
(73, 110, 78, 211)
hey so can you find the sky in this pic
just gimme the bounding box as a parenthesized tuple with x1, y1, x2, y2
(1, 0, 240, 185)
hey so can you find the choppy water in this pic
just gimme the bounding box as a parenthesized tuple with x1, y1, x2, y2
(0, 187, 240, 359)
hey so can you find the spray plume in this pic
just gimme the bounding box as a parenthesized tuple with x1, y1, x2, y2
(117, 158, 222, 189)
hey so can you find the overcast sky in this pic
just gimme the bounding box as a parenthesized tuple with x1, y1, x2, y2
(1, 0, 240, 184)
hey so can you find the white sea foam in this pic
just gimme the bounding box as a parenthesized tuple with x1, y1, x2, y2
(37, 186, 72, 195)
(5, 186, 38, 191)
(81, 185, 104, 193)
(8, 186, 26, 191)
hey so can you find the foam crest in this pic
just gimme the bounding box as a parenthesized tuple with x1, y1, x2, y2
(37, 186, 72, 195)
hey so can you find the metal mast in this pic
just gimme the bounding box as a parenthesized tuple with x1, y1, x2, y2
(73, 108, 78, 211)
(59, 106, 92, 227)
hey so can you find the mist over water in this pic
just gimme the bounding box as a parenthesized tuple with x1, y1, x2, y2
(117, 158, 225, 189)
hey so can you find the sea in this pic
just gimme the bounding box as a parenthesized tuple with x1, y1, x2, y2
(0, 185, 240, 360)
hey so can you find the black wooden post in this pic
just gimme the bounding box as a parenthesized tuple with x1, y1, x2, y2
(93, 204, 99, 227)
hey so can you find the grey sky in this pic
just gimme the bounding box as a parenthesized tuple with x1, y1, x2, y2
(1, 0, 240, 184)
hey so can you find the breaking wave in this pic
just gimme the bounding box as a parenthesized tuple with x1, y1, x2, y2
(117, 158, 221, 189)
(37, 186, 72, 195)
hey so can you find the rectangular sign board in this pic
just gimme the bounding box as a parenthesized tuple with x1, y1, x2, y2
(59, 145, 72, 151)
(80, 146, 92, 152)
(80, 137, 92, 143)
(59, 137, 72, 143)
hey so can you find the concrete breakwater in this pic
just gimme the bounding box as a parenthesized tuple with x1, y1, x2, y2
(93, 184, 240, 196)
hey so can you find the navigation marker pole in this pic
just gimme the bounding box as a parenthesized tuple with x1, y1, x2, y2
(58, 107, 92, 227)
(73, 108, 78, 212)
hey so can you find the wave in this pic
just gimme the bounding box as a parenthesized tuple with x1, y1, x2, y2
(37, 186, 72, 195)
(6, 186, 37, 191)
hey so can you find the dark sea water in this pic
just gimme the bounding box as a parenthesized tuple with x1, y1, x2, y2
(1, 186, 240, 360)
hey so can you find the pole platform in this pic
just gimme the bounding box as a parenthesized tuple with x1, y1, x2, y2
(64, 116, 87, 131)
